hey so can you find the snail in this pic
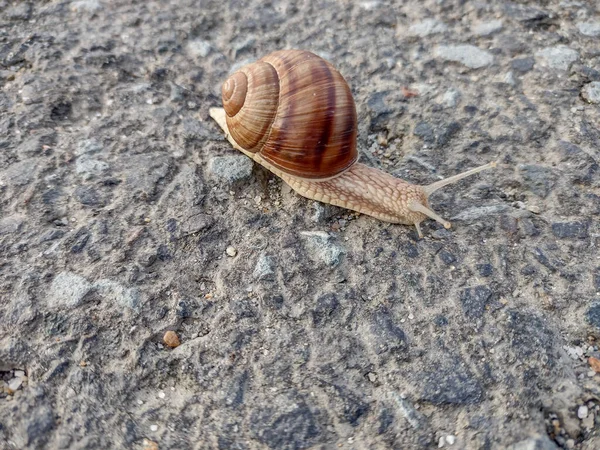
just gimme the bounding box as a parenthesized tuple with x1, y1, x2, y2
(209, 49, 496, 238)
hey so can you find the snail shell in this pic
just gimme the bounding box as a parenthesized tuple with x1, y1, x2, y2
(222, 50, 358, 179)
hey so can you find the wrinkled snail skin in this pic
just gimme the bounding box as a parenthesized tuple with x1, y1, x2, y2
(209, 50, 496, 238)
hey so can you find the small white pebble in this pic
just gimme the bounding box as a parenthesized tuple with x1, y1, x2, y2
(438, 436, 445, 448)
(137, 399, 143, 405)
(226, 246, 237, 257)
(408, 313, 414, 320)
(150, 424, 158, 432)
(445, 435, 456, 445)
(578, 405, 589, 419)
(158, 391, 165, 399)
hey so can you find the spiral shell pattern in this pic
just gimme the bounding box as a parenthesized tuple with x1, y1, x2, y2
(222, 50, 358, 179)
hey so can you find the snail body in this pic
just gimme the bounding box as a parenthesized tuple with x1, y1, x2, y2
(209, 50, 495, 237)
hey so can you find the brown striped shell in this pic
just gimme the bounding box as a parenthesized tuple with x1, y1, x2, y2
(221, 50, 358, 179)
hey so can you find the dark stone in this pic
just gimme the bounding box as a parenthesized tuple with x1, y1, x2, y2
(499, 215, 518, 234)
(122, 419, 138, 444)
(25, 405, 55, 446)
(151, 67, 170, 81)
(506, 310, 557, 367)
(531, 247, 563, 272)
(511, 57, 535, 73)
(263, 294, 284, 310)
(157, 244, 171, 261)
(74, 185, 100, 206)
(42, 188, 62, 205)
(39, 229, 65, 243)
(433, 315, 448, 326)
(580, 65, 600, 82)
(587, 303, 600, 329)
(378, 408, 394, 434)
(476, 264, 493, 277)
(400, 242, 418, 258)
(579, 119, 600, 148)
(370, 307, 407, 355)
(521, 265, 536, 276)
(166, 218, 177, 234)
(438, 250, 457, 265)
(437, 122, 461, 147)
(367, 91, 396, 130)
(312, 293, 339, 326)
(50, 101, 72, 121)
(503, 3, 550, 26)
(176, 301, 192, 319)
(224, 371, 248, 407)
(70, 228, 90, 253)
(460, 285, 492, 319)
(519, 218, 540, 237)
(218, 426, 248, 450)
(519, 165, 558, 198)
(250, 401, 324, 450)
(230, 298, 256, 320)
(551, 221, 589, 239)
(419, 356, 483, 405)
(336, 387, 369, 426)
(413, 121, 435, 144)
(558, 140, 584, 160)
(594, 268, 600, 291)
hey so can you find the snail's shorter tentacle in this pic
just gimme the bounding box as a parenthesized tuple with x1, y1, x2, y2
(407, 200, 451, 229)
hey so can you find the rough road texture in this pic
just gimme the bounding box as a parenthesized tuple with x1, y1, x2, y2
(1, 1, 600, 449)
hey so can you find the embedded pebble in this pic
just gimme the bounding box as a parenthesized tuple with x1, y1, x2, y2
(163, 331, 180, 348)
(71, 0, 103, 12)
(442, 89, 461, 108)
(534, 46, 579, 70)
(150, 424, 158, 432)
(76, 156, 110, 180)
(8, 377, 23, 392)
(47, 272, 92, 309)
(577, 405, 588, 419)
(582, 82, 600, 104)
(208, 156, 253, 184)
(511, 57, 534, 73)
(299, 231, 345, 267)
(577, 21, 600, 37)
(473, 20, 503, 36)
(564, 346, 584, 360)
(435, 45, 494, 69)
(142, 439, 159, 450)
(76, 139, 103, 156)
(253, 253, 275, 280)
(226, 246, 237, 257)
(408, 19, 448, 37)
(187, 40, 213, 58)
(93, 280, 141, 309)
